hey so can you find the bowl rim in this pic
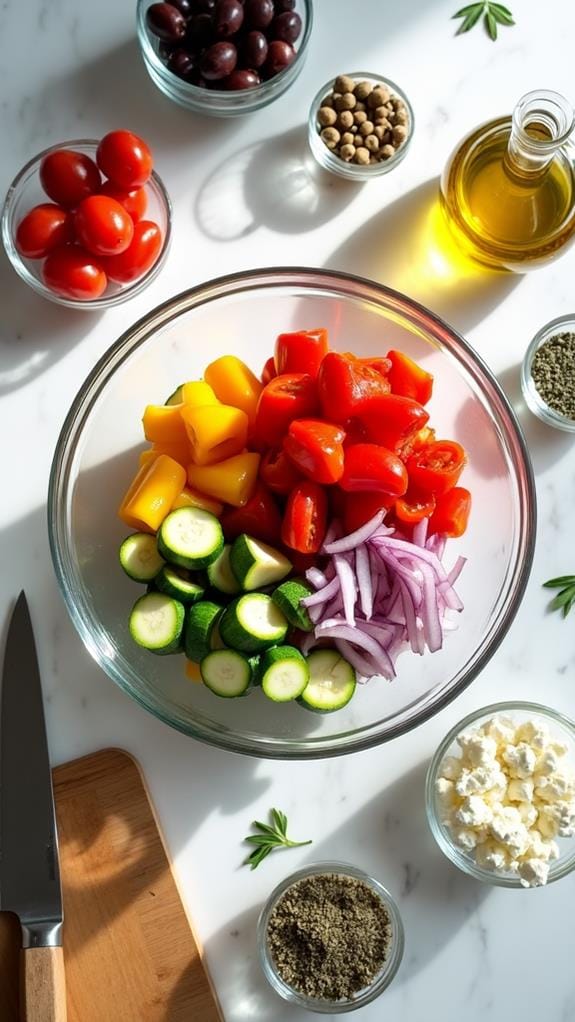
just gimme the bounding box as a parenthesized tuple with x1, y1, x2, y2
(48, 266, 537, 759)
(1, 138, 173, 309)
(520, 313, 575, 433)
(425, 700, 575, 887)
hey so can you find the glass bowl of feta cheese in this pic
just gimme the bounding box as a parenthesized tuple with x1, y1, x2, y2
(426, 701, 575, 888)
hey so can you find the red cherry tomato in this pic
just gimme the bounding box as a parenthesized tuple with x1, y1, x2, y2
(407, 440, 466, 497)
(42, 245, 107, 301)
(274, 328, 329, 378)
(283, 419, 346, 485)
(343, 492, 394, 534)
(317, 352, 390, 425)
(340, 443, 408, 497)
(74, 196, 134, 257)
(15, 203, 72, 259)
(220, 482, 282, 545)
(428, 487, 471, 537)
(282, 481, 328, 555)
(103, 221, 162, 283)
(39, 150, 101, 209)
(358, 356, 392, 378)
(259, 448, 302, 495)
(97, 130, 153, 190)
(387, 350, 433, 405)
(100, 181, 148, 222)
(254, 373, 319, 449)
(359, 394, 429, 452)
(261, 356, 276, 386)
(395, 493, 436, 525)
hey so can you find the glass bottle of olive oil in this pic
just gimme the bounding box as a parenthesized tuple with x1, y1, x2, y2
(441, 90, 575, 271)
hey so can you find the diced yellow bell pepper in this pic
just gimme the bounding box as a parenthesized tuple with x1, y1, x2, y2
(181, 381, 220, 407)
(118, 455, 186, 532)
(142, 404, 189, 447)
(181, 403, 248, 466)
(172, 486, 224, 516)
(185, 659, 202, 683)
(204, 356, 263, 428)
(139, 440, 191, 469)
(187, 452, 260, 508)
(139, 448, 158, 469)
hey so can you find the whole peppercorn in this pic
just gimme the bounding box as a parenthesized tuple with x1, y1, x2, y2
(368, 87, 390, 108)
(340, 131, 355, 146)
(374, 125, 386, 141)
(395, 109, 408, 126)
(374, 106, 388, 121)
(386, 110, 396, 124)
(339, 143, 356, 162)
(338, 109, 354, 130)
(359, 120, 375, 137)
(335, 92, 356, 112)
(364, 134, 379, 152)
(354, 146, 370, 165)
(393, 124, 407, 143)
(354, 80, 373, 100)
(318, 106, 337, 127)
(321, 96, 334, 109)
(321, 126, 341, 149)
(380, 144, 396, 159)
(391, 97, 405, 110)
(354, 110, 367, 125)
(354, 101, 366, 113)
(334, 74, 355, 94)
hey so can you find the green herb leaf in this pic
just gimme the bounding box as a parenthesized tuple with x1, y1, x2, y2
(243, 808, 312, 870)
(458, 5, 484, 32)
(550, 588, 575, 612)
(543, 575, 575, 589)
(485, 9, 498, 38)
(452, 0, 515, 39)
(452, 2, 483, 15)
(490, 3, 515, 24)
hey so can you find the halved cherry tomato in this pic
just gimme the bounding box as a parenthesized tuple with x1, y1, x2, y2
(343, 492, 394, 534)
(100, 181, 147, 222)
(74, 195, 134, 256)
(282, 481, 328, 554)
(359, 356, 392, 378)
(329, 485, 347, 520)
(398, 425, 436, 462)
(103, 221, 162, 283)
(283, 419, 345, 485)
(39, 150, 101, 208)
(387, 350, 433, 405)
(220, 481, 282, 545)
(317, 352, 390, 425)
(15, 203, 72, 258)
(274, 328, 328, 378)
(340, 444, 408, 497)
(259, 448, 302, 495)
(407, 440, 466, 497)
(395, 493, 436, 525)
(343, 418, 369, 445)
(360, 394, 429, 451)
(42, 245, 107, 300)
(261, 356, 276, 386)
(254, 373, 319, 449)
(96, 130, 153, 190)
(429, 487, 471, 537)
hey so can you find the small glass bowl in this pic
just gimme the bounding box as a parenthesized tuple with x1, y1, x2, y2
(136, 0, 313, 118)
(1, 139, 172, 310)
(257, 861, 405, 1013)
(521, 314, 575, 432)
(308, 72, 414, 182)
(426, 701, 575, 888)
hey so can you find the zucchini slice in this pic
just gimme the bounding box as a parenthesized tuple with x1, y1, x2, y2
(155, 565, 205, 604)
(298, 649, 356, 713)
(165, 383, 184, 406)
(207, 544, 241, 595)
(120, 533, 165, 583)
(185, 600, 224, 662)
(230, 534, 292, 591)
(158, 507, 224, 570)
(271, 578, 314, 632)
(200, 649, 253, 698)
(258, 646, 310, 703)
(129, 592, 184, 655)
(219, 593, 288, 653)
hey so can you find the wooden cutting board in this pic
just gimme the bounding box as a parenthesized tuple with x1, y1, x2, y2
(0, 749, 222, 1022)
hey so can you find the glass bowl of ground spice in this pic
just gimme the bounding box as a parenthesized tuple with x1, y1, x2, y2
(258, 861, 405, 1012)
(521, 315, 575, 432)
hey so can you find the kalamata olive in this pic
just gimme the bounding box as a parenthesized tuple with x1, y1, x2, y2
(200, 40, 237, 79)
(146, 2, 187, 42)
(265, 38, 295, 75)
(274, 0, 295, 9)
(245, 0, 274, 29)
(271, 10, 301, 42)
(186, 12, 214, 49)
(241, 30, 268, 67)
(215, 0, 244, 37)
(194, 0, 215, 9)
(170, 0, 193, 15)
(225, 68, 261, 89)
(167, 47, 197, 79)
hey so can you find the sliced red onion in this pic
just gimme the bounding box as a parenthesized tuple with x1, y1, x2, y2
(334, 638, 380, 680)
(299, 631, 318, 655)
(324, 510, 386, 554)
(322, 519, 343, 549)
(317, 622, 396, 678)
(413, 517, 429, 547)
(355, 543, 373, 619)
(334, 554, 356, 627)
(419, 561, 443, 652)
(447, 555, 466, 586)
(306, 566, 328, 589)
(302, 575, 340, 607)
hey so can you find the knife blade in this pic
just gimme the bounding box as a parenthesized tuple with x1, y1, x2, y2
(1, 591, 67, 1022)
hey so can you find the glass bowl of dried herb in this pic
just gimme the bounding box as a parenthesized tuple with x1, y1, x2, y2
(257, 861, 405, 1012)
(521, 314, 575, 432)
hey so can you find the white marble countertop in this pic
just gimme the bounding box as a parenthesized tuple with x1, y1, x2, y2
(2, 0, 575, 1018)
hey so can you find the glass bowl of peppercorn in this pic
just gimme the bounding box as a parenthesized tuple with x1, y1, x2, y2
(257, 861, 405, 1012)
(308, 73, 414, 181)
(521, 314, 575, 432)
(137, 0, 313, 117)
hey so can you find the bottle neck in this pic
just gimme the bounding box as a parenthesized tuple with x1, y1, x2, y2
(505, 90, 574, 181)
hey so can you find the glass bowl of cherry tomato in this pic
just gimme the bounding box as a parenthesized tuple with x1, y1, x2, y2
(1, 131, 172, 309)
(137, 0, 313, 117)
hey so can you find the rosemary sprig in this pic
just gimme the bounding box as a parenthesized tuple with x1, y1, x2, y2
(452, 1, 515, 40)
(243, 808, 312, 870)
(543, 575, 575, 619)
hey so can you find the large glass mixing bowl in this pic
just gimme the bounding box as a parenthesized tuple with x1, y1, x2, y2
(48, 268, 536, 758)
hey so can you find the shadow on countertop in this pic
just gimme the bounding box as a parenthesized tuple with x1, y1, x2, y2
(497, 363, 574, 474)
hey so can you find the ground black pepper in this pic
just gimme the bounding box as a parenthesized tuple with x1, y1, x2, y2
(266, 872, 392, 1002)
(531, 332, 575, 419)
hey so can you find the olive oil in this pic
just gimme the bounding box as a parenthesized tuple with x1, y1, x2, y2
(441, 91, 575, 271)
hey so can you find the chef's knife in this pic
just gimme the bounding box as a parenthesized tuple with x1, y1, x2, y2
(1, 592, 67, 1022)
